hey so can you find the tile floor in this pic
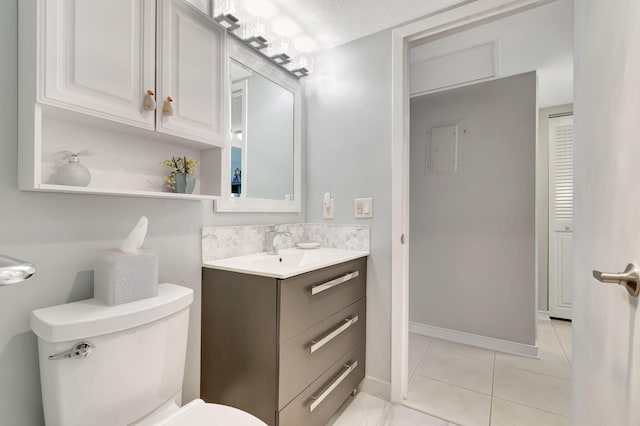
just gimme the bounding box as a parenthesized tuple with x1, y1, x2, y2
(328, 391, 453, 426)
(330, 318, 572, 426)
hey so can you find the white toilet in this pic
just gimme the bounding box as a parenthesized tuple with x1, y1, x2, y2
(31, 283, 266, 426)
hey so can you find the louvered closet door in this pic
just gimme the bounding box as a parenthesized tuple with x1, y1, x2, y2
(549, 115, 574, 319)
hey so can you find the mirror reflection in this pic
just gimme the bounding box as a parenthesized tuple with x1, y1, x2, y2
(230, 59, 295, 200)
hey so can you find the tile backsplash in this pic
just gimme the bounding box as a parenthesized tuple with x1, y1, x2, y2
(201, 223, 370, 262)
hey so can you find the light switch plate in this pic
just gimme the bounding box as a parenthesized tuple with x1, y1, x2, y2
(354, 198, 373, 218)
(323, 198, 334, 219)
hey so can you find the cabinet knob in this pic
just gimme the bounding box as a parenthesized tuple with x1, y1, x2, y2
(162, 96, 174, 116)
(142, 90, 156, 111)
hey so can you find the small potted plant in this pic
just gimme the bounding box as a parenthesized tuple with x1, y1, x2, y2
(160, 156, 199, 194)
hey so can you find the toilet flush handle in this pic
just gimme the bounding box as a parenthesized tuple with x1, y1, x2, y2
(48, 342, 95, 360)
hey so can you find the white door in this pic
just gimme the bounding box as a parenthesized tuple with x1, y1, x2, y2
(574, 0, 640, 424)
(156, 0, 226, 146)
(41, 0, 156, 129)
(548, 115, 574, 319)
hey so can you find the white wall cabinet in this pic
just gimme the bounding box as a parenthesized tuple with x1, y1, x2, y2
(157, 0, 226, 144)
(18, 0, 226, 200)
(40, 0, 156, 130)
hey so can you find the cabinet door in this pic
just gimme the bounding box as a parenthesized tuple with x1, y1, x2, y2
(41, 0, 156, 129)
(157, 0, 226, 146)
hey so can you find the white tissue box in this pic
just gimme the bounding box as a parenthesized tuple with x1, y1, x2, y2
(94, 249, 158, 305)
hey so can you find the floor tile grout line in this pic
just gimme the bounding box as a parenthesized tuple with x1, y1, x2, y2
(399, 399, 456, 425)
(495, 362, 572, 380)
(491, 394, 572, 419)
(409, 373, 494, 397)
(421, 340, 495, 364)
(402, 399, 463, 426)
(496, 363, 572, 382)
(550, 320, 572, 365)
(409, 338, 432, 381)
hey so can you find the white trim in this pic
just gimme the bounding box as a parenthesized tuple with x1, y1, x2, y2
(390, 28, 409, 404)
(360, 376, 391, 401)
(410, 322, 539, 358)
(537, 310, 551, 321)
(390, 0, 558, 403)
(409, 38, 501, 98)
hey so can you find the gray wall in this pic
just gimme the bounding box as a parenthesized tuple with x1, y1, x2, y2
(0, 1, 304, 424)
(409, 73, 537, 344)
(536, 103, 573, 312)
(305, 30, 392, 382)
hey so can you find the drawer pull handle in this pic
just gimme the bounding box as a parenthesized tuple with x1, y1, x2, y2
(309, 361, 358, 412)
(311, 271, 359, 295)
(310, 316, 359, 354)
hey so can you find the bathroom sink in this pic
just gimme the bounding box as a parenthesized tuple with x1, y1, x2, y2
(244, 250, 308, 269)
(203, 248, 368, 279)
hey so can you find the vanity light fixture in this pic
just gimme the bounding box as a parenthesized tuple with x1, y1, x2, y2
(213, 0, 240, 31)
(238, 16, 271, 50)
(290, 67, 309, 78)
(266, 37, 294, 65)
(290, 60, 311, 78)
(214, 13, 240, 31)
(213, 0, 311, 78)
(270, 53, 291, 65)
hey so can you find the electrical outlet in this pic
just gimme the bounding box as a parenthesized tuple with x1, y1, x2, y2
(323, 198, 334, 219)
(354, 198, 373, 218)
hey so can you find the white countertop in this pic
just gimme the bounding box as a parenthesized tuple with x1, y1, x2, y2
(202, 247, 369, 279)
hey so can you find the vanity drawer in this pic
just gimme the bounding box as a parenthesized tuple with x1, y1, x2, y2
(278, 298, 366, 409)
(278, 344, 365, 426)
(279, 257, 366, 343)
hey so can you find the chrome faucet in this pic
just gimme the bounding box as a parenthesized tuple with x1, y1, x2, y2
(266, 224, 292, 255)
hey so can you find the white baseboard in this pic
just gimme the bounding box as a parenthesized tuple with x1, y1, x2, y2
(360, 376, 391, 401)
(409, 322, 539, 358)
(537, 311, 551, 321)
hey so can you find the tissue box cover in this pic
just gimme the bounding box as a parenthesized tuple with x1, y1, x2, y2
(94, 249, 158, 305)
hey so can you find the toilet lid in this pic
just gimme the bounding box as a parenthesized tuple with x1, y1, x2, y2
(156, 399, 267, 426)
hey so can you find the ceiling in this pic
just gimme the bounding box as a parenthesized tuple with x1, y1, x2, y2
(231, 0, 470, 53)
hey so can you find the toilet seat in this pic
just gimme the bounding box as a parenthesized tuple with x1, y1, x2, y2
(154, 399, 267, 426)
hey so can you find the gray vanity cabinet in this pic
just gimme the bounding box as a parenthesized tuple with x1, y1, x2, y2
(201, 257, 367, 426)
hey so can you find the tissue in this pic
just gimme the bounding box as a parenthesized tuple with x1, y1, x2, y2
(94, 217, 159, 305)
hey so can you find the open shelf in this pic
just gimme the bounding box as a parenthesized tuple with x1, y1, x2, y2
(37, 183, 219, 200)
(20, 104, 223, 200)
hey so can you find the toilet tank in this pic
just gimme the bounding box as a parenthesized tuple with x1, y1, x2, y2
(31, 283, 193, 426)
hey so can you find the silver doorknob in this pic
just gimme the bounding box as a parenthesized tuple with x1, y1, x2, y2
(593, 263, 640, 296)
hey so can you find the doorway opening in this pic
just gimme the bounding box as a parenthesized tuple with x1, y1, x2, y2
(390, 1, 574, 422)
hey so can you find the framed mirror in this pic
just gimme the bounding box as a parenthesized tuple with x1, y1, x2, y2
(215, 37, 302, 212)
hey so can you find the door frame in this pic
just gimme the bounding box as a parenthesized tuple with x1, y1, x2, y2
(390, 0, 558, 403)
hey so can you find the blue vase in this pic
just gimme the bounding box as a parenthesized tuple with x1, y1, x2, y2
(175, 173, 196, 194)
